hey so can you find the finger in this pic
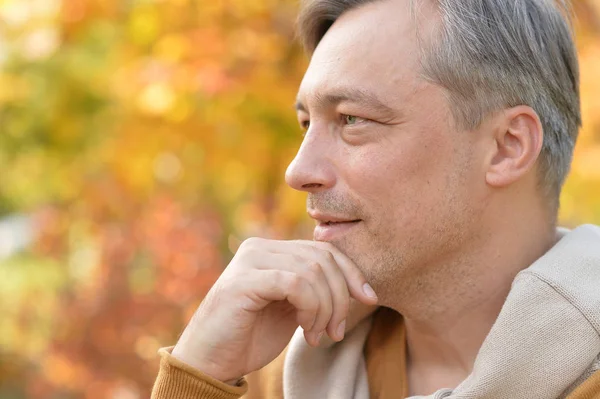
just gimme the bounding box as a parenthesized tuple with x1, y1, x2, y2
(259, 239, 372, 341)
(247, 269, 319, 334)
(238, 238, 374, 342)
(289, 247, 350, 342)
(302, 240, 378, 305)
(301, 260, 333, 338)
(251, 253, 334, 343)
(259, 239, 376, 304)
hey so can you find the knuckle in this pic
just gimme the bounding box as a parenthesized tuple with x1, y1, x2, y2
(271, 269, 285, 286)
(286, 273, 304, 292)
(321, 251, 335, 265)
(240, 237, 261, 250)
(291, 254, 305, 264)
(303, 262, 322, 284)
(307, 261, 323, 274)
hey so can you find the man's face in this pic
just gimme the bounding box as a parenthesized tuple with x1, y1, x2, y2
(286, 0, 488, 303)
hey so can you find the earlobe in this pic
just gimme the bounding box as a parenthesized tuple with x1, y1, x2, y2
(485, 106, 543, 188)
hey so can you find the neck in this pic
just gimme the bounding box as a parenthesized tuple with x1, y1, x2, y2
(389, 202, 557, 396)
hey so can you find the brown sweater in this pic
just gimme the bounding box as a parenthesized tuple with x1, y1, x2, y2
(151, 308, 600, 398)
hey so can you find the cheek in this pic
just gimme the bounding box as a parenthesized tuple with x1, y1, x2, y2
(343, 134, 455, 219)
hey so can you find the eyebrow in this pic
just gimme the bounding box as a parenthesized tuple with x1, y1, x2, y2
(294, 88, 396, 117)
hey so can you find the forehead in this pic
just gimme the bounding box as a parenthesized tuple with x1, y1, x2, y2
(297, 0, 425, 105)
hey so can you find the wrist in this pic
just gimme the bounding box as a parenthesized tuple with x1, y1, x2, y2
(171, 342, 242, 385)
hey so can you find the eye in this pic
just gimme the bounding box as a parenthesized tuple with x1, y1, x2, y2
(344, 115, 357, 125)
(342, 114, 365, 126)
(298, 119, 310, 136)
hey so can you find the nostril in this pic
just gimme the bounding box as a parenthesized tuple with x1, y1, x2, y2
(301, 183, 323, 189)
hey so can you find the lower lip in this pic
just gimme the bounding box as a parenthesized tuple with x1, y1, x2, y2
(314, 220, 361, 241)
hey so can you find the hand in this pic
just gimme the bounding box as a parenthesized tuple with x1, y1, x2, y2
(170, 238, 378, 384)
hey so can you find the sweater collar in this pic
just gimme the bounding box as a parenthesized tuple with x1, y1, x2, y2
(284, 225, 600, 399)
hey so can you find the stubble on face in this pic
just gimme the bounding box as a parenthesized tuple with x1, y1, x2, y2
(305, 134, 481, 310)
(294, 0, 487, 311)
(308, 191, 407, 298)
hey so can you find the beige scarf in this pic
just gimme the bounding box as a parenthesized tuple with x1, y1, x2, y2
(283, 225, 600, 399)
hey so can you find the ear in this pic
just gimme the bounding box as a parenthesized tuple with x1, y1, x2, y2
(485, 105, 544, 188)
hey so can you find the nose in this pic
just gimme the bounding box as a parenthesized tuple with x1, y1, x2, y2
(285, 127, 336, 193)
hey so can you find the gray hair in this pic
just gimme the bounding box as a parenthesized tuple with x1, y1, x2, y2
(297, 0, 581, 209)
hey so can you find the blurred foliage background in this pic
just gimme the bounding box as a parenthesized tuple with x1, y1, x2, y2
(0, 0, 598, 397)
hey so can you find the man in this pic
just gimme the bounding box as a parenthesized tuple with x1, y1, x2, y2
(152, 0, 600, 398)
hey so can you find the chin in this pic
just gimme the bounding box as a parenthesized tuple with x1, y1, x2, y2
(335, 239, 377, 273)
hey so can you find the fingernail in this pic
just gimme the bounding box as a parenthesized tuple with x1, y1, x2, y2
(336, 320, 346, 340)
(362, 283, 378, 299)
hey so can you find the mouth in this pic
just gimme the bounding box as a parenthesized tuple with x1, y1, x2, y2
(319, 220, 361, 226)
(314, 219, 362, 241)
